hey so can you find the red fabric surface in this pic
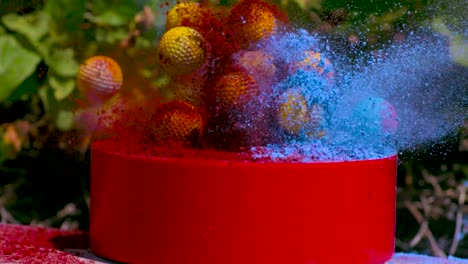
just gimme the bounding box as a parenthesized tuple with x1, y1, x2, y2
(0, 224, 91, 264)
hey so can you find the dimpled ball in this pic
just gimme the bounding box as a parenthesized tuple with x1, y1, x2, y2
(148, 101, 203, 143)
(352, 97, 398, 137)
(213, 69, 259, 108)
(76, 56, 123, 106)
(158, 26, 207, 75)
(228, 0, 278, 47)
(291, 50, 334, 82)
(166, 77, 204, 104)
(165, 2, 206, 31)
(165, 3, 230, 59)
(305, 103, 326, 138)
(277, 89, 309, 135)
(233, 50, 276, 86)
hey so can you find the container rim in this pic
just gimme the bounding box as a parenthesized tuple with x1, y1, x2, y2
(91, 138, 398, 166)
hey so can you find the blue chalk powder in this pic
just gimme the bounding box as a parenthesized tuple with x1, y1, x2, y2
(246, 27, 466, 162)
(258, 29, 319, 65)
(273, 70, 336, 107)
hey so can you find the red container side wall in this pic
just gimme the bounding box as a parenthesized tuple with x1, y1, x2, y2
(90, 146, 396, 264)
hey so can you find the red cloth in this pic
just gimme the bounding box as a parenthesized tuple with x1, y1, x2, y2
(0, 224, 92, 264)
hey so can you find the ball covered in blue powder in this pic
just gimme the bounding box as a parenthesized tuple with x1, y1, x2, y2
(290, 50, 334, 83)
(351, 97, 398, 138)
(272, 70, 335, 140)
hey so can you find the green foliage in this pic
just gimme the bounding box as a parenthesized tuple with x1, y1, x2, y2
(48, 76, 75, 101)
(56, 110, 74, 131)
(2, 11, 50, 42)
(0, 0, 159, 137)
(432, 17, 468, 67)
(44, 0, 86, 33)
(0, 0, 154, 228)
(89, 0, 137, 26)
(0, 35, 41, 102)
(46, 48, 79, 77)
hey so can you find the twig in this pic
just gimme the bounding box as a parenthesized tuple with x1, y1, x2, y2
(409, 221, 428, 247)
(405, 200, 447, 258)
(422, 170, 444, 197)
(449, 184, 466, 255)
(420, 195, 432, 217)
(0, 205, 20, 224)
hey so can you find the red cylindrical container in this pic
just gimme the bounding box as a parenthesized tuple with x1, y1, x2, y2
(90, 139, 396, 264)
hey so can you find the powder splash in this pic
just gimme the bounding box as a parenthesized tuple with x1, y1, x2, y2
(79, 1, 467, 163)
(247, 26, 466, 162)
(330, 32, 467, 153)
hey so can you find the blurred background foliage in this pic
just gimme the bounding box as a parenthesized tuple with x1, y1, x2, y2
(0, 0, 466, 258)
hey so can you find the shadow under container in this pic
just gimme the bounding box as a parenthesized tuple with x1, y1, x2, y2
(90, 139, 397, 264)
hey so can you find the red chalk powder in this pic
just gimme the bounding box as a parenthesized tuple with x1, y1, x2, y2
(0, 224, 91, 264)
(93, 137, 253, 162)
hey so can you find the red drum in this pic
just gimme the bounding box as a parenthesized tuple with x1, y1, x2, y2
(90, 139, 396, 264)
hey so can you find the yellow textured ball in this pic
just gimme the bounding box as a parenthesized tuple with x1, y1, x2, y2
(158, 26, 207, 75)
(165, 2, 205, 31)
(277, 89, 308, 135)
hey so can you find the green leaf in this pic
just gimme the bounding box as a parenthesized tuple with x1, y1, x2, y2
(95, 28, 128, 44)
(286, 0, 321, 11)
(48, 76, 76, 100)
(89, 1, 137, 27)
(0, 35, 41, 102)
(0, 25, 5, 35)
(1, 12, 50, 43)
(44, 0, 86, 32)
(90, 10, 129, 27)
(46, 48, 79, 77)
(6, 74, 39, 102)
(432, 17, 451, 36)
(461, 165, 468, 178)
(38, 85, 53, 113)
(379, 7, 408, 24)
(432, 18, 468, 67)
(450, 36, 468, 67)
(30, 39, 50, 59)
(56, 110, 74, 131)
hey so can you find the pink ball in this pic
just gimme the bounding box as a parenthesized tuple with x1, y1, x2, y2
(352, 97, 398, 136)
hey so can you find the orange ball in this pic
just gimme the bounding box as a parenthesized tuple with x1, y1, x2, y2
(148, 101, 204, 144)
(212, 69, 259, 108)
(233, 50, 277, 88)
(228, 0, 279, 47)
(76, 56, 123, 106)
